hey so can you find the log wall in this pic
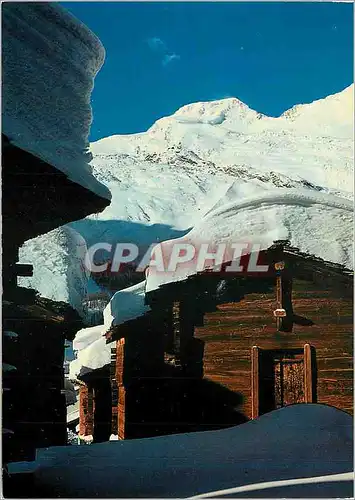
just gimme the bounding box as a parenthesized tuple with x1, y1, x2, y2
(194, 279, 353, 419)
(3, 314, 67, 462)
(79, 385, 94, 436)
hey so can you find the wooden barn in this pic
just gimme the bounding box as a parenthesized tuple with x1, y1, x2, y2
(77, 240, 353, 441)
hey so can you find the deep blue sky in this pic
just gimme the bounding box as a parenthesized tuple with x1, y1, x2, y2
(62, 2, 353, 142)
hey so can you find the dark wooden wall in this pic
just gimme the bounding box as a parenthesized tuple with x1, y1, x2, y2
(194, 278, 353, 420)
(2, 135, 109, 468)
(3, 317, 67, 462)
(79, 367, 112, 442)
(3, 297, 82, 462)
(104, 273, 353, 441)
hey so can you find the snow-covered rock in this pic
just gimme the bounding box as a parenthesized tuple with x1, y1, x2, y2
(2, 2, 111, 201)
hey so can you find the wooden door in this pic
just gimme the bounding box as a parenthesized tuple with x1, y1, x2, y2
(273, 353, 304, 408)
(251, 344, 314, 418)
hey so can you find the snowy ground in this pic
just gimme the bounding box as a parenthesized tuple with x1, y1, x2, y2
(19, 85, 353, 315)
(12, 404, 353, 498)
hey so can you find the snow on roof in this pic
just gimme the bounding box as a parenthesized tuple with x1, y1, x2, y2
(146, 188, 353, 292)
(31, 404, 352, 498)
(2, 3, 111, 201)
(69, 281, 149, 379)
(66, 402, 79, 424)
(104, 281, 150, 328)
(69, 324, 108, 379)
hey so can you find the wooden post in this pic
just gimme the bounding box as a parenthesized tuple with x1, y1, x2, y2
(117, 386, 126, 440)
(115, 338, 126, 439)
(304, 343, 313, 403)
(172, 301, 181, 367)
(275, 275, 282, 330)
(163, 304, 174, 355)
(79, 384, 94, 436)
(110, 344, 118, 436)
(274, 261, 288, 331)
(281, 275, 294, 332)
(179, 297, 195, 372)
(251, 346, 260, 419)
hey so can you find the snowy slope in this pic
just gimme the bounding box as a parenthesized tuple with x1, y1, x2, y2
(19, 227, 89, 316)
(90, 84, 354, 210)
(26, 404, 353, 498)
(20, 85, 353, 313)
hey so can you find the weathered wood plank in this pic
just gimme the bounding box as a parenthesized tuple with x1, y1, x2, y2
(194, 279, 353, 417)
(251, 346, 259, 419)
(304, 343, 313, 403)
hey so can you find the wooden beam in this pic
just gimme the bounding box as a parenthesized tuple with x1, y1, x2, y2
(281, 274, 294, 332)
(79, 385, 94, 436)
(275, 271, 282, 330)
(14, 263, 33, 277)
(274, 261, 294, 331)
(163, 304, 175, 355)
(117, 387, 126, 440)
(115, 338, 125, 386)
(304, 343, 313, 403)
(251, 346, 260, 419)
(110, 344, 118, 436)
(172, 301, 181, 367)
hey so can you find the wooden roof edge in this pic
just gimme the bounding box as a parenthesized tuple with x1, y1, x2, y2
(283, 248, 353, 278)
(145, 239, 353, 298)
(105, 311, 152, 343)
(2, 134, 110, 243)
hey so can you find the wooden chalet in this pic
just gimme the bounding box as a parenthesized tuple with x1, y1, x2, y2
(2, 135, 110, 467)
(3, 295, 82, 462)
(78, 240, 353, 442)
(2, 1, 112, 476)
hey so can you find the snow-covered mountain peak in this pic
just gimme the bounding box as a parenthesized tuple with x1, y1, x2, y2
(172, 96, 262, 123)
(91, 84, 353, 159)
(281, 84, 353, 129)
(146, 96, 267, 140)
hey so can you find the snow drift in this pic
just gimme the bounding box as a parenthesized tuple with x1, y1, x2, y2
(28, 404, 353, 498)
(2, 2, 111, 201)
(146, 189, 353, 291)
